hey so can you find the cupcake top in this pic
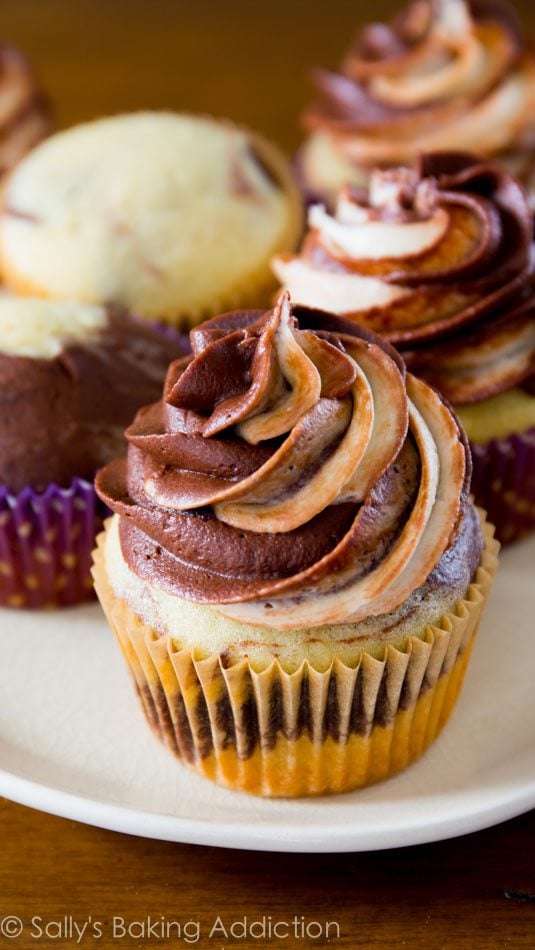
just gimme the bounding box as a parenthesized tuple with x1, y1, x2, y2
(0, 112, 302, 326)
(274, 152, 535, 405)
(300, 0, 535, 202)
(0, 298, 186, 493)
(97, 293, 481, 631)
(0, 44, 51, 179)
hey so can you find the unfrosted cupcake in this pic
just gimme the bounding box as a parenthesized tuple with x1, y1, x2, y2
(0, 44, 51, 181)
(299, 0, 535, 206)
(274, 153, 535, 543)
(0, 297, 186, 608)
(0, 112, 302, 329)
(93, 293, 498, 797)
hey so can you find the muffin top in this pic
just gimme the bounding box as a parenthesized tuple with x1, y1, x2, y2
(97, 293, 482, 631)
(0, 112, 302, 325)
(0, 44, 51, 179)
(303, 0, 535, 172)
(0, 297, 186, 493)
(274, 152, 535, 405)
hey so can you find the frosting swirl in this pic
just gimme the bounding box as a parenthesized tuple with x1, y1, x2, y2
(274, 153, 535, 404)
(301, 0, 535, 201)
(97, 293, 477, 630)
(0, 45, 50, 179)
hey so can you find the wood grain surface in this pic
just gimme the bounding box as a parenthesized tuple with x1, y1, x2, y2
(0, 800, 534, 949)
(0, 2, 534, 948)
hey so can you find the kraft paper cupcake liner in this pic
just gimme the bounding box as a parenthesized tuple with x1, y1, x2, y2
(92, 511, 498, 798)
(0, 477, 108, 609)
(470, 428, 535, 544)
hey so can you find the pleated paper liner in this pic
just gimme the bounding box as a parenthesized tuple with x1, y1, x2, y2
(92, 511, 499, 797)
(0, 478, 107, 609)
(470, 428, 535, 545)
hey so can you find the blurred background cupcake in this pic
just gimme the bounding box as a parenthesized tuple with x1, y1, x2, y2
(93, 294, 498, 797)
(0, 43, 51, 184)
(298, 0, 535, 206)
(0, 111, 303, 330)
(0, 297, 185, 608)
(273, 153, 535, 543)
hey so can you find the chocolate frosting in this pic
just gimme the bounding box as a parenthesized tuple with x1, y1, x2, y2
(303, 0, 535, 176)
(0, 45, 51, 178)
(0, 312, 187, 492)
(97, 294, 481, 630)
(274, 153, 535, 405)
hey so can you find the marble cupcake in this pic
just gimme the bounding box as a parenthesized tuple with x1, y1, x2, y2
(299, 0, 535, 206)
(0, 44, 51, 182)
(274, 154, 535, 543)
(0, 112, 302, 329)
(0, 297, 186, 608)
(93, 293, 498, 797)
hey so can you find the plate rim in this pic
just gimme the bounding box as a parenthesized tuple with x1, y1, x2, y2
(1, 762, 534, 853)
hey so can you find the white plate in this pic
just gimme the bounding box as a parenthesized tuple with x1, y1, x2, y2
(0, 538, 533, 853)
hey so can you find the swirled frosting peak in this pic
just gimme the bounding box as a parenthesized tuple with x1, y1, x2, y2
(97, 293, 476, 630)
(300, 0, 535, 202)
(274, 153, 535, 404)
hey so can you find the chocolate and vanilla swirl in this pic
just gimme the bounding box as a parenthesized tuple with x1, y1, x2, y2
(300, 0, 535, 203)
(274, 153, 535, 405)
(97, 293, 481, 630)
(0, 45, 50, 179)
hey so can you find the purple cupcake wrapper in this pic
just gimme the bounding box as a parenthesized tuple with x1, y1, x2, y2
(470, 427, 535, 544)
(0, 477, 107, 609)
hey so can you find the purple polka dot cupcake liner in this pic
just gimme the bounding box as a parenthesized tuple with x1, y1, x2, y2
(470, 427, 535, 545)
(0, 477, 107, 609)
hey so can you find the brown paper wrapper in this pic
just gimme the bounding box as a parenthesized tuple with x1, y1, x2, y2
(92, 511, 499, 797)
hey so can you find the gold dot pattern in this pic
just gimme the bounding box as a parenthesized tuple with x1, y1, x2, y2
(0, 479, 107, 609)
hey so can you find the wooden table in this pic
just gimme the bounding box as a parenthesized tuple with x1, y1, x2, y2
(0, 2, 533, 947)
(0, 801, 533, 949)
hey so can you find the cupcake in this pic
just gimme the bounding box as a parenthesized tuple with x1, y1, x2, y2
(0, 297, 186, 608)
(299, 0, 535, 206)
(274, 153, 535, 543)
(0, 44, 51, 182)
(93, 292, 498, 797)
(0, 112, 302, 329)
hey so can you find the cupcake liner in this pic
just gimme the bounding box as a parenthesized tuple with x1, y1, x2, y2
(93, 510, 498, 797)
(470, 428, 535, 544)
(0, 478, 107, 609)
